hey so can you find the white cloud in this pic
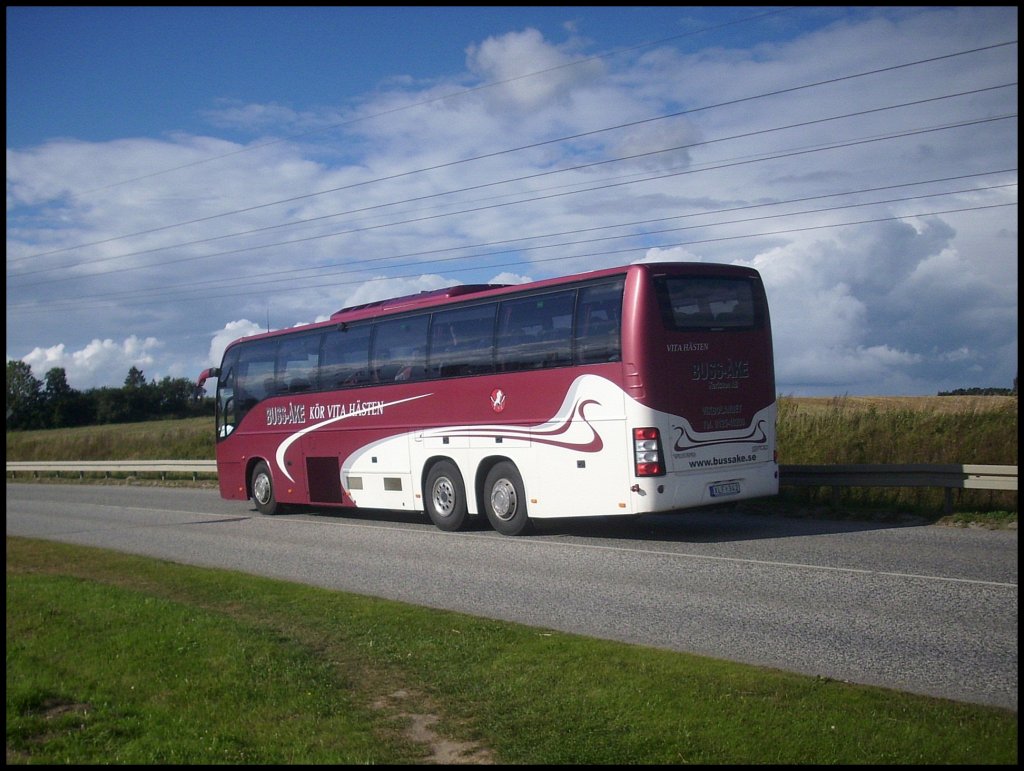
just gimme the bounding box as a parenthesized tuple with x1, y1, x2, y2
(16, 336, 162, 389)
(465, 28, 604, 112)
(639, 247, 704, 264)
(208, 320, 264, 370)
(339, 274, 457, 308)
(5, 8, 1017, 396)
(488, 271, 533, 285)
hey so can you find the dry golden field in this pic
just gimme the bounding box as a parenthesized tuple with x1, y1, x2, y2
(782, 394, 1017, 415)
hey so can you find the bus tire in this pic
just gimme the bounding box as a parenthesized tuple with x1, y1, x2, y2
(483, 461, 532, 536)
(251, 461, 281, 516)
(425, 460, 469, 532)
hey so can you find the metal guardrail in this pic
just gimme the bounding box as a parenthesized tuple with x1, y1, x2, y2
(780, 463, 1018, 490)
(6, 460, 217, 481)
(779, 463, 1017, 513)
(6, 461, 1015, 512)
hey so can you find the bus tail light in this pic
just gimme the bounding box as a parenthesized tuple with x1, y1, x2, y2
(633, 427, 665, 477)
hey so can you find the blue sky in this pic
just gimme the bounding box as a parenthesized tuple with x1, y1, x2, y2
(7, 6, 821, 145)
(6, 6, 1018, 395)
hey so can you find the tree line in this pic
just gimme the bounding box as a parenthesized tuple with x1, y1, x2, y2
(6, 361, 213, 431)
(7, 359, 1015, 432)
(937, 387, 1016, 396)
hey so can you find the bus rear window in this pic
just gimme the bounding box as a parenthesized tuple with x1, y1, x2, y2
(654, 276, 758, 331)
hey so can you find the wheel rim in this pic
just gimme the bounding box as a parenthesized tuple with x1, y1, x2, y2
(253, 473, 271, 505)
(490, 478, 517, 521)
(432, 477, 455, 517)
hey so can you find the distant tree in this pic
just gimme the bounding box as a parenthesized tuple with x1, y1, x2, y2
(7, 363, 212, 429)
(43, 367, 72, 398)
(91, 386, 130, 424)
(124, 366, 147, 388)
(43, 367, 93, 428)
(44, 367, 71, 428)
(152, 376, 196, 417)
(6, 360, 44, 429)
(938, 387, 1015, 396)
(122, 366, 159, 421)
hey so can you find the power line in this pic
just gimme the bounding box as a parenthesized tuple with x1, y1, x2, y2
(22, 171, 1016, 303)
(8, 112, 1016, 290)
(12, 39, 1016, 264)
(62, 7, 799, 198)
(9, 175, 1016, 310)
(16, 177, 1009, 302)
(9, 201, 1015, 315)
(8, 82, 1015, 286)
(8, 83, 1016, 282)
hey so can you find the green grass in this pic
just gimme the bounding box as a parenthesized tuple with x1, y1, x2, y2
(7, 537, 1017, 765)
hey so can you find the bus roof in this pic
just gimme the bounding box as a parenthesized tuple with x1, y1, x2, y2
(330, 284, 508, 319)
(226, 262, 759, 346)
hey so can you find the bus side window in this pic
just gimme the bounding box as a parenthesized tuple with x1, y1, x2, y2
(373, 315, 429, 383)
(320, 324, 372, 388)
(497, 290, 574, 371)
(277, 333, 321, 393)
(575, 279, 623, 364)
(429, 304, 496, 377)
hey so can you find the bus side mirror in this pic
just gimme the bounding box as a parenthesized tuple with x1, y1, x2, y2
(197, 367, 220, 388)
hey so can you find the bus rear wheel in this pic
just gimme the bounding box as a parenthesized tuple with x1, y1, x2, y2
(484, 461, 531, 536)
(251, 461, 281, 516)
(425, 460, 469, 531)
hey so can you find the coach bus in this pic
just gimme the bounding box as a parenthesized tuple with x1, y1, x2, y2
(197, 261, 778, 535)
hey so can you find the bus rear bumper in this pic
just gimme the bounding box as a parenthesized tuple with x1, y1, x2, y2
(631, 462, 779, 514)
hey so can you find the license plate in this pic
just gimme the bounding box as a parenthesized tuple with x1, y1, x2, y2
(710, 481, 741, 497)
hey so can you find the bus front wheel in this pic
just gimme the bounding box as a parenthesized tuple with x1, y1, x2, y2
(425, 460, 469, 531)
(484, 462, 531, 536)
(251, 461, 281, 516)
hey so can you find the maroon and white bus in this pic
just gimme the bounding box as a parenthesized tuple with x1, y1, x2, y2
(197, 262, 778, 535)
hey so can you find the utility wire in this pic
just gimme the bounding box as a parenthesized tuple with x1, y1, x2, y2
(8, 113, 1016, 290)
(65, 7, 798, 197)
(22, 172, 1015, 303)
(9, 202, 1015, 315)
(12, 39, 1015, 263)
(8, 82, 1014, 281)
(46, 183, 1024, 307)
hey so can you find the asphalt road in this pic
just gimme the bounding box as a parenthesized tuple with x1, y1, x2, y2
(6, 482, 1018, 712)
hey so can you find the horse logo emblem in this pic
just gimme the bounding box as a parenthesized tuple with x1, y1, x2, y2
(490, 388, 506, 413)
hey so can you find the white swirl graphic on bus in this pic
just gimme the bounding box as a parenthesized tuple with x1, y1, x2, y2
(274, 393, 433, 482)
(672, 419, 767, 451)
(428, 398, 604, 452)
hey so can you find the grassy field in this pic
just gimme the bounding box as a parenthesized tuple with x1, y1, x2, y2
(8, 394, 1016, 462)
(7, 537, 1017, 765)
(773, 394, 1017, 518)
(779, 394, 1017, 415)
(6, 397, 1018, 762)
(7, 394, 1018, 518)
